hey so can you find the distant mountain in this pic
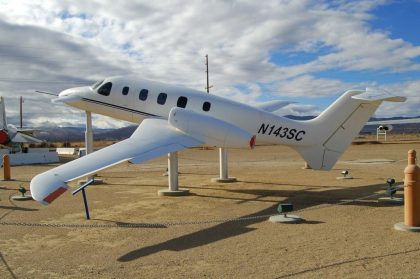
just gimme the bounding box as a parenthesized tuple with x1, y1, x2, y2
(35, 115, 420, 142)
(283, 115, 420, 134)
(36, 126, 136, 142)
(94, 125, 136, 140)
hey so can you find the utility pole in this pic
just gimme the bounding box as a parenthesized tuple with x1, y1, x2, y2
(20, 96, 23, 128)
(205, 54, 212, 93)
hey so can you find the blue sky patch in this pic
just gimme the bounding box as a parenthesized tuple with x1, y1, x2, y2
(370, 2, 420, 45)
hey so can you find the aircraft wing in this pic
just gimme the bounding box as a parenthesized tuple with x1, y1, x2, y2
(12, 132, 43, 143)
(30, 118, 202, 205)
(16, 128, 43, 134)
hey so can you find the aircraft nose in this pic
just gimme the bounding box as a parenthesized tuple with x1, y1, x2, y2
(59, 87, 84, 97)
(58, 88, 72, 97)
(54, 87, 87, 103)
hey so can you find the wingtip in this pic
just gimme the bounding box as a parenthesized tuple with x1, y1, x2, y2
(351, 88, 407, 103)
(30, 174, 69, 205)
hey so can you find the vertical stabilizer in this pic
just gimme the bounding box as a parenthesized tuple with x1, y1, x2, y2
(0, 97, 7, 130)
(293, 88, 406, 170)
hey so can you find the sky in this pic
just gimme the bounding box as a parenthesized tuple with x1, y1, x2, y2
(0, 0, 419, 128)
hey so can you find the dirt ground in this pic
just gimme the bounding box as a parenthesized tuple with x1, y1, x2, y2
(1, 141, 420, 278)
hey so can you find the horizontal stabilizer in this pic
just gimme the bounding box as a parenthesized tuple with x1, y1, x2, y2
(352, 88, 406, 103)
(12, 132, 43, 143)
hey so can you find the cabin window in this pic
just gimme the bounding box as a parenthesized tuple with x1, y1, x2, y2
(92, 80, 104, 90)
(203, 101, 211, 111)
(177, 96, 188, 108)
(139, 89, 148, 101)
(98, 82, 112, 96)
(122, 86, 129, 95)
(157, 93, 167, 105)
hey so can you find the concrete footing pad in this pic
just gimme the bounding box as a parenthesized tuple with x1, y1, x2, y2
(11, 195, 33, 201)
(336, 176, 353, 180)
(378, 197, 403, 205)
(211, 177, 237, 183)
(269, 214, 304, 224)
(394, 222, 420, 232)
(158, 188, 190, 196)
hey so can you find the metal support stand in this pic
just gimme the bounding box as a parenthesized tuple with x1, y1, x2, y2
(376, 128, 387, 141)
(158, 152, 189, 196)
(78, 111, 102, 185)
(81, 189, 90, 220)
(211, 148, 237, 183)
(72, 179, 95, 220)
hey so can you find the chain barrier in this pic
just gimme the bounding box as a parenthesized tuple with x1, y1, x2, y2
(0, 185, 404, 229)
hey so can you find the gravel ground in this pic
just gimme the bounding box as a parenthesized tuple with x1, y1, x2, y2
(1, 141, 419, 278)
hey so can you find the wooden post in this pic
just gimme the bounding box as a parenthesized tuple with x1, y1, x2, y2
(404, 150, 420, 227)
(3, 154, 11, 180)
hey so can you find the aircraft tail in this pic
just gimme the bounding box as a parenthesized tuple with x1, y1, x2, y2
(293, 88, 406, 170)
(0, 97, 7, 130)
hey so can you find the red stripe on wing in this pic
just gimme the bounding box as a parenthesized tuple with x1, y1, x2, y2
(43, 187, 67, 204)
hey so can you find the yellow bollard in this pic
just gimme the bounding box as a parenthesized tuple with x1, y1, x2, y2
(395, 149, 420, 232)
(3, 154, 11, 180)
(404, 150, 420, 227)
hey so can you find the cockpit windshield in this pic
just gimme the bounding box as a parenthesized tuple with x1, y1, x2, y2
(91, 80, 104, 90)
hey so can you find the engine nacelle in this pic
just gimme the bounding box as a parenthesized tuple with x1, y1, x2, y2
(378, 124, 393, 131)
(169, 107, 255, 148)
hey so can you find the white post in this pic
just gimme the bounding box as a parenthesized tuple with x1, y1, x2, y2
(79, 111, 102, 185)
(158, 152, 189, 196)
(82, 111, 94, 183)
(85, 111, 93, 156)
(220, 147, 228, 179)
(168, 152, 178, 191)
(211, 147, 237, 183)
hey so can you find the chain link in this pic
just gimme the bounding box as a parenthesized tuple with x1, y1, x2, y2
(0, 185, 404, 229)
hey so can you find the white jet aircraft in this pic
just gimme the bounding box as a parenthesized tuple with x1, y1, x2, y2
(0, 96, 43, 146)
(30, 76, 406, 205)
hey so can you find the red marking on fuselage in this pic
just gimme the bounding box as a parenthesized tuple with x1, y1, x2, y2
(250, 135, 256, 149)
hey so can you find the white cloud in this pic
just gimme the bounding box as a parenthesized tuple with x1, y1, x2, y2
(0, 0, 418, 128)
(374, 80, 420, 118)
(269, 75, 352, 98)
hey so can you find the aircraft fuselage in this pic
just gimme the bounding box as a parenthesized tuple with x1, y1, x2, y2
(60, 76, 311, 146)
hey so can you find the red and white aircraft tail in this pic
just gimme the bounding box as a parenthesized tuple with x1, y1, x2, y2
(0, 96, 43, 145)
